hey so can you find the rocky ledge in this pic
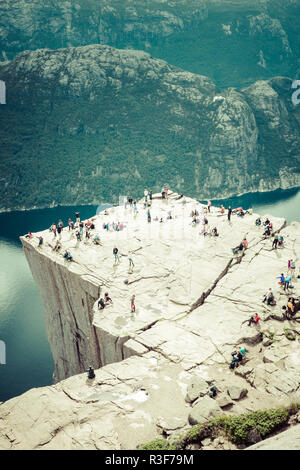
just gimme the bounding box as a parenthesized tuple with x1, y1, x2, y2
(0, 190, 299, 450)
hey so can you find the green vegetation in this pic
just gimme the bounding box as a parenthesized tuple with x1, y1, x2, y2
(138, 404, 300, 450)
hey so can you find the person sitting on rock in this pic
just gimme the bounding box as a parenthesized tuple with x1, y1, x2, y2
(264, 226, 271, 237)
(263, 288, 276, 306)
(25, 232, 33, 239)
(63, 250, 73, 262)
(104, 292, 112, 305)
(232, 242, 244, 254)
(38, 236, 43, 247)
(98, 298, 105, 310)
(220, 205, 225, 214)
(277, 273, 285, 286)
(286, 298, 295, 319)
(278, 236, 284, 246)
(53, 240, 61, 252)
(229, 352, 239, 369)
(208, 386, 217, 398)
(255, 217, 261, 226)
(93, 234, 101, 245)
(263, 218, 270, 226)
(242, 238, 248, 249)
(248, 313, 260, 326)
(212, 227, 219, 237)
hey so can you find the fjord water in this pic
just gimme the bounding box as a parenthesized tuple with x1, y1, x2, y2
(0, 191, 299, 402)
(0, 203, 105, 402)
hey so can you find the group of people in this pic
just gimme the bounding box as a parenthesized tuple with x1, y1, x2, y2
(229, 347, 247, 370)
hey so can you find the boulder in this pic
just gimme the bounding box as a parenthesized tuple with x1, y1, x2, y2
(227, 385, 248, 401)
(188, 396, 223, 425)
(185, 376, 208, 403)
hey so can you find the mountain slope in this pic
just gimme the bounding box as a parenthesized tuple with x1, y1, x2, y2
(0, 45, 299, 211)
(0, 0, 300, 87)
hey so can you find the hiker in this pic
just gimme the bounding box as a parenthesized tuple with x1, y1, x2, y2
(207, 200, 211, 213)
(290, 260, 296, 278)
(278, 236, 284, 246)
(128, 251, 135, 270)
(68, 218, 74, 230)
(255, 218, 261, 226)
(212, 227, 219, 237)
(63, 250, 73, 261)
(263, 288, 276, 306)
(236, 207, 245, 217)
(284, 275, 291, 291)
(25, 232, 33, 239)
(53, 240, 61, 252)
(277, 273, 285, 286)
(248, 313, 260, 326)
(75, 212, 80, 223)
(220, 205, 225, 214)
(113, 247, 120, 263)
(229, 351, 239, 370)
(51, 223, 57, 237)
(228, 206, 232, 221)
(104, 292, 112, 304)
(38, 236, 43, 247)
(208, 386, 217, 398)
(147, 209, 151, 223)
(93, 234, 101, 245)
(144, 188, 149, 203)
(238, 346, 246, 361)
(131, 295, 136, 313)
(243, 238, 248, 249)
(149, 190, 153, 201)
(286, 298, 295, 318)
(272, 233, 279, 249)
(98, 298, 105, 310)
(128, 196, 133, 207)
(75, 230, 81, 241)
(264, 218, 270, 227)
(232, 241, 244, 254)
(264, 226, 271, 237)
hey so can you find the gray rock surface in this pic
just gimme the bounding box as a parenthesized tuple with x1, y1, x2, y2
(227, 385, 248, 401)
(188, 396, 223, 425)
(246, 423, 300, 450)
(0, 191, 299, 449)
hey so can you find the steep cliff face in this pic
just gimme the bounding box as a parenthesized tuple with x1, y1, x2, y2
(0, 45, 299, 211)
(0, 0, 299, 87)
(1, 191, 298, 449)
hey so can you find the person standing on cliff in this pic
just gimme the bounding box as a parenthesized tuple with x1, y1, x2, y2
(113, 247, 120, 264)
(207, 200, 211, 213)
(227, 206, 232, 221)
(128, 251, 134, 271)
(131, 295, 136, 313)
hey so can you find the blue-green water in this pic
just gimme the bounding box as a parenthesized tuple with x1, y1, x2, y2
(0, 190, 299, 402)
(0, 203, 106, 402)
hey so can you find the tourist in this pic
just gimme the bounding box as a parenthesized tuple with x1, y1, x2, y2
(38, 236, 43, 247)
(93, 234, 101, 245)
(263, 218, 270, 227)
(25, 232, 33, 239)
(147, 209, 151, 223)
(243, 238, 248, 249)
(68, 218, 74, 230)
(263, 288, 276, 306)
(207, 200, 211, 213)
(113, 247, 120, 263)
(63, 250, 73, 262)
(283, 275, 291, 291)
(75, 230, 81, 241)
(264, 226, 271, 237)
(104, 292, 112, 305)
(144, 188, 149, 203)
(51, 223, 57, 237)
(290, 260, 296, 278)
(128, 251, 135, 270)
(220, 205, 225, 214)
(248, 313, 260, 326)
(227, 206, 232, 221)
(255, 218, 261, 226)
(98, 298, 105, 310)
(208, 386, 217, 398)
(75, 212, 80, 223)
(272, 233, 279, 249)
(149, 190, 153, 201)
(53, 240, 61, 252)
(286, 298, 295, 318)
(212, 227, 219, 237)
(278, 236, 284, 246)
(277, 273, 285, 286)
(131, 295, 136, 313)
